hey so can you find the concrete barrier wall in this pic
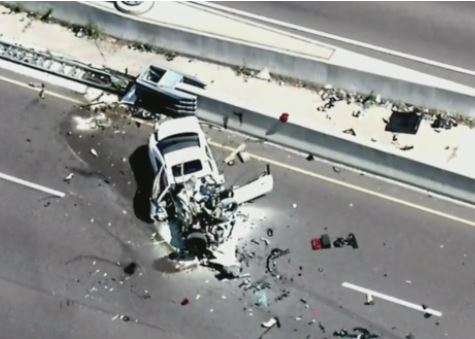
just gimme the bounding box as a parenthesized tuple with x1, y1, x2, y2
(196, 94, 475, 204)
(12, 1, 475, 117)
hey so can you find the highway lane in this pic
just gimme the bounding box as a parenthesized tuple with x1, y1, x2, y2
(0, 72, 474, 338)
(216, 1, 475, 87)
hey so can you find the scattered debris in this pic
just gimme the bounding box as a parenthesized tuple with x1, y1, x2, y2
(63, 173, 74, 183)
(38, 82, 45, 99)
(266, 248, 290, 277)
(343, 128, 356, 136)
(333, 233, 358, 249)
(261, 317, 280, 328)
(279, 112, 289, 123)
(431, 114, 457, 130)
(224, 143, 247, 165)
(333, 327, 379, 338)
(311, 234, 331, 251)
(365, 293, 374, 306)
(385, 110, 422, 134)
(73, 113, 112, 131)
(123, 262, 137, 275)
(399, 145, 414, 151)
(256, 67, 271, 81)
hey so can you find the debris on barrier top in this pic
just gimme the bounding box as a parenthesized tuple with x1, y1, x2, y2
(279, 112, 289, 123)
(256, 67, 271, 81)
(385, 110, 422, 134)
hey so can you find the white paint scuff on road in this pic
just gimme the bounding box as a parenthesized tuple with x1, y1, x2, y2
(342, 281, 443, 317)
(0, 171, 65, 198)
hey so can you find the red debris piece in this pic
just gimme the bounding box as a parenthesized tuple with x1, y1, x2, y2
(311, 238, 323, 251)
(279, 112, 289, 123)
(311, 234, 331, 251)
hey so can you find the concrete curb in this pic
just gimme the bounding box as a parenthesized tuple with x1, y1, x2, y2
(195, 93, 475, 204)
(10, 1, 475, 117)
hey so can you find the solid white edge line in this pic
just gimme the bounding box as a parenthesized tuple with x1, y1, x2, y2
(207, 140, 475, 227)
(0, 172, 65, 198)
(0, 75, 84, 105)
(342, 282, 442, 317)
(196, 1, 475, 77)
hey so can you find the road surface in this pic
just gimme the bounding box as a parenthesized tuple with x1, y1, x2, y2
(0, 68, 474, 338)
(216, 1, 475, 87)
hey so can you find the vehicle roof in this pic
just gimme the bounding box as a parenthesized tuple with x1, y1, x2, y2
(157, 116, 202, 141)
(163, 146, 205, 167)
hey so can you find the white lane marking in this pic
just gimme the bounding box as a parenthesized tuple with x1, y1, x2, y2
(0, 75, 84, 105)
(342, 282, 443, 317)
(0, 171, 65, 198)
(208, 140, 475, 227)
(0, 74, 473, 226)
(197, 2, 475, 77)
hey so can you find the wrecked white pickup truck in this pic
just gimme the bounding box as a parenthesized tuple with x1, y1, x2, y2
(148, 116, 273, 275)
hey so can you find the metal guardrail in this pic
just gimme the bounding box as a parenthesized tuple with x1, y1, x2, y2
(0, 39, 133, 94)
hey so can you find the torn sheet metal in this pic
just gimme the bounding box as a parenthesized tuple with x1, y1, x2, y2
(233, 171, 273, 205)
(121, 65, 206, 115)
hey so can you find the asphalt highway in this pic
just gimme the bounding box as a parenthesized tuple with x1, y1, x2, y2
(216, 2, 475, 87)
(0, 70, 474, 339)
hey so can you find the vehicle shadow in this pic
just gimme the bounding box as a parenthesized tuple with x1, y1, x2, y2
(129, 144, 154, 223)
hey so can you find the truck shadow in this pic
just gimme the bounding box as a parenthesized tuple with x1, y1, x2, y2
(129, 145, 154, 223)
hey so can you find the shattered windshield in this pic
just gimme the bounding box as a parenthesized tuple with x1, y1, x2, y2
(158, 133, 200, 154)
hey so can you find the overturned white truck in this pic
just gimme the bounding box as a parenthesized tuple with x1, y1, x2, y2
(148, 116, 273, 274)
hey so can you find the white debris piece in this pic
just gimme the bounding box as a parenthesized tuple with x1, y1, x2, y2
(73, 113, 111, 131)
(292, 203, 298, 209)
(90, 148, 98, 157)
(256, 67, 271, 81)
(63, 172, 74, 182)
(224, 143, 246, 165)
(233, 172, 273, 205)
(261, 317, 278, 328)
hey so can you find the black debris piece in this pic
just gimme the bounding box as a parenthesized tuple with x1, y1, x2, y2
(343, 128, 356, 136)
(423, 312, 432, 319)
(266, 228, 274, 237)
(318, 322, 326, 333)
(333, 327, 379, 338)
(431, 114, 457, 130)
(180, 298, 190, 306)
(332, 166, 341, 173)
(405, 333, 415, 339)
(123, 262, 137, 275)
(385, 111, 422, 134)
(122, 315, 130, 322)
(400, 145, 414, 151)
(333, 233, 358, 249)
(306, 154, 315, 161)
